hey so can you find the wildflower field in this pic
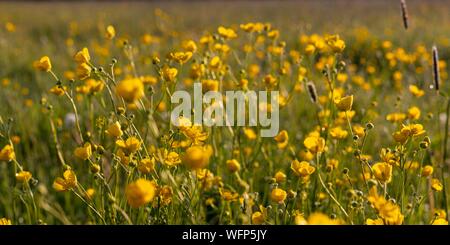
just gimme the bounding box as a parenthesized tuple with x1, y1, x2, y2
(1, 0, 450, 225)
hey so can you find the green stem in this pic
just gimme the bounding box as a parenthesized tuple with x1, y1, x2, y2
(441, 98, 450, 222)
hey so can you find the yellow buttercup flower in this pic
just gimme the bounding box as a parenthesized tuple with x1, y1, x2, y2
(154, 101, 165, 112)
(314, 39, 326, 51)
(106, 121, 123, 138)
(201, 79, 219, 92)
(372, 162, 393, 183)
(76, 85, 90, 94)
(115, 78, 145, 103)
(169, 51, 193, 64)
(141, 33, 154, 45)
(337, 73, 348, 83)
(305, 44, 316, 55)
(0, 218, 12, 225)
(352, 124, 365, 138)
(404, 161, 419, 170)
(325, 35, 346, 53)
(196, 168, 213, 182)
(303, 136, 325, 154)
(215, 43, 230, 55)
(263, 74, 277, 88)
(190, 63, 204, 79)
(53, 170, 77, 192)
(176, 117, 208, 145)
(126, 179, 156, 208)
(240, 22, 264, 33)
(162, 66, 178, 82)
(33, 56, 52, 72)
(15, 171, 32, 183)
(434, 209, 447, 219)
(274, 130, 289, 149)
(209, 56, 222, 70)
(431, 178, 443, 192)
(84, 79, 104, 94)
(380, 148, 398, 166)
(337, 110, 355, 122)
(294, 213, 308, 225)
(377, 202, 404, 225)
(307, 212, 344, 225)
(409, 85, 424, 97)
(255, 22, 266, 33)
(243, 128, 257, 140)
(392, 131, 408, 144)
(274, 171, 286, 183)
(271, 188, 287, 203)
(219, 188, 239, 202)
(204, 198, 216, 208)
(368, 187, 403, 225)
(138, 157, 156, 174)
(431, 218, 448, 225)
(334, 95, 353, 111)
(49, 86, 66, 96)
(106, 25, 116, 39)
(2, 78, 10, 87)
(163, 150, 182, 167)
(116, 137, 141, 154)
(252, 211, 265, 225)
(5, 22, 15, 32)
(116, 149, 130, 166)
(326, 159, 339, 171)
(366, 218, 384, 225)
(400, 123, 426, 137)
(329, 126, 348, 139)
(421, 165, 433, 177)
(11, 136, 20, 145)
(183, 145, 213, 170)
(74, 143, 92, 160)
(85, 188, 95, 200)
(159, 185, 173, 205)
(386, 113, 406, 123)
(393, 71, 402, 81)
(267, 29, 279, 39)
(248, 64, 260, 78)
(231, 75, 245, 89)
(382, 40, 392, 49)
(76, 62, 92, 80)
(298, 149, 314, 161)
(217, 26, 237, 39)
(226, 159, 241, 172)
(182, 40, 197, 52)
(249, 205, 266, 223)
(393, 124, 426, 144)
(215, 43, 230, 54)
(291, 160, 316, 178)
(0, 144, 15, 161)
(240, 22, 255, 32)
(140, 75, 158, 85)
(407, 106, 421, 120)
(74, 47, 90, 64)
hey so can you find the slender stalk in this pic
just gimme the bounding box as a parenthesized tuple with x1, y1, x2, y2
(71, 189, 105, 224)
(317, 170, 351, 223)
(441, 98, 450, 221)
(64, 92, 84, 142)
